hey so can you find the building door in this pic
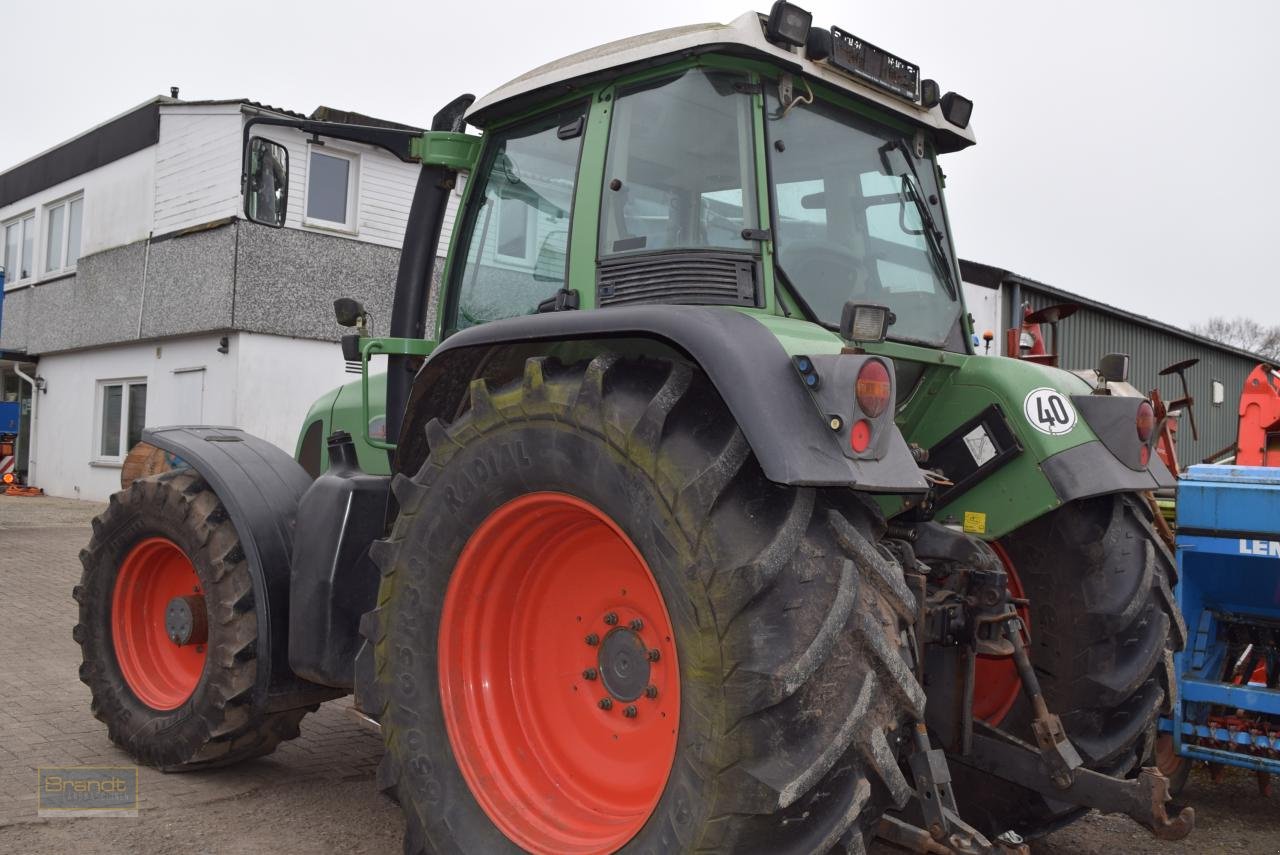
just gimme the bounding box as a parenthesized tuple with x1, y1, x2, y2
(172, 367, 205, 424)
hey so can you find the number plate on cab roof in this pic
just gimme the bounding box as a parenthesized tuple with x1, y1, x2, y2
(827, 27, 920, 102)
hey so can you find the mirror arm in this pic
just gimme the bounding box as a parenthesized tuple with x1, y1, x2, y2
(241, 116, 422, 180)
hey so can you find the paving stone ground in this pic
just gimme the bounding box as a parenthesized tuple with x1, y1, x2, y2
(0, 494, 398, 854)
(1, 493, 1274, 854)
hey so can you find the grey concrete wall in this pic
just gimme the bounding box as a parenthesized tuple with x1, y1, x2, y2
(1, 219, 430, 357)
(234, 221, 402, 340)
(0, 286, 30, 352)
(140, 226, 236, 339)
(2, 242, 148, 354)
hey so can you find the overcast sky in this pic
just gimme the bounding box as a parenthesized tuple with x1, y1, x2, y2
(6, 1, 1276, 327)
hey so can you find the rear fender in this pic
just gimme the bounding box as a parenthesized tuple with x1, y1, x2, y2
(394, 305, 928, 493)
(139, 426, 338, 709)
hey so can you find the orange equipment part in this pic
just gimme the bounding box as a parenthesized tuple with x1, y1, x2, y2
(1236, 364, 1280, 466)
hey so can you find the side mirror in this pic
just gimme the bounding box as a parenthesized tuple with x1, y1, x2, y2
(334, 297, 367, 328)
(244, 137, 289, 228)
(1097, 353, 1130, 383)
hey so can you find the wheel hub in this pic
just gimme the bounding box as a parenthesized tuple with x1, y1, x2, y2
(164, 595, 208, 646)
(598, 626, 651, 702)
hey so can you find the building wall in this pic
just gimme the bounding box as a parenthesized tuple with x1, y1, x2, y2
(152, 105, 243, 236)
(30, 331, 351, 501)
(0, 145, 155, 291)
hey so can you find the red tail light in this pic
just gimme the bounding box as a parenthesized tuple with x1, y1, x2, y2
(1136, 401, 1155, 443)
(850, 419, 872, 453)
(855, 360, 891, 418)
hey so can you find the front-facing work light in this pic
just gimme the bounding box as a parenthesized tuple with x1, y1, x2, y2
(765, 1, 812, 48)
(940, 92, 974, 129)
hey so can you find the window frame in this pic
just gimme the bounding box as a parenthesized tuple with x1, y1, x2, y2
(93, 377, 147, 465)
(493, 196, 538, 264)
(42, 193, 84, 277)
(2, 211, 36, 289)
(303, 143, 360, 234)
(442, 100, 591, 337)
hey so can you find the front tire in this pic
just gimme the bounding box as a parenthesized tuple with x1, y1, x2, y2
(75, 469, 313, 769)
(361, 355, 926, 853)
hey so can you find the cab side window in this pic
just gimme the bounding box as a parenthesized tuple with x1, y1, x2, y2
(447, 107, 585, 332)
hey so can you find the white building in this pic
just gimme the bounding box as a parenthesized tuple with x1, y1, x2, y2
(0, 95, 459, 501)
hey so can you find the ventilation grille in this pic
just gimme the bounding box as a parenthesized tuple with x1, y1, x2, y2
(597, 252, 758, 308)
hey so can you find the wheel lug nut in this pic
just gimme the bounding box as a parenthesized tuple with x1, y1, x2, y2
(585, 633, 599, 646)
(647, 648, 661, 662)
(644, 685, 658, 699)
(629, 618, 644, 631)
(598, 698, 613, 711)
(583, 668, 598, 681)
(603, 612, 618, 626)
(623, 705, 638, 718)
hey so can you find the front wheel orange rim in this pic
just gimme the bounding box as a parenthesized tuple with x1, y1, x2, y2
(438, 492, 680, 854)
(111, 537, 207, 710)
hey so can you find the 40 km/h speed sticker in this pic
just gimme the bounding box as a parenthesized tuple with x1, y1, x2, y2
(1023, 387, 1077, 436)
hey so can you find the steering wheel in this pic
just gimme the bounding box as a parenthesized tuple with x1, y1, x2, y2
(779, 241, 882, 314)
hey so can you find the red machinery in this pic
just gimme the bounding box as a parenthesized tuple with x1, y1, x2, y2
(1236, 364, 1280, 466)
(1004, 302, 1080, 366)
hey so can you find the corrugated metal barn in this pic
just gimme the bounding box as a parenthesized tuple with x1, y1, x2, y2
(961, 259, 1267, 468)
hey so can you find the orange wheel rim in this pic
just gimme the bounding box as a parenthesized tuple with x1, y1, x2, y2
(972, 542, 1028, 725)
(111, 537, 207, 710)
(438, 492, 679, 854)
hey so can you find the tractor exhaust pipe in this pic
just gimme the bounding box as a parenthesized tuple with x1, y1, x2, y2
(385, 94, 474, 457)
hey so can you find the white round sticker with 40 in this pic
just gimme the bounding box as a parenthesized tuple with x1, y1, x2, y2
(1023, 387, 1077, 436)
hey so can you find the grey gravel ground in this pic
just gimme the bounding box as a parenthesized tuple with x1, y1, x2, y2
(2, 493, 1273, 854)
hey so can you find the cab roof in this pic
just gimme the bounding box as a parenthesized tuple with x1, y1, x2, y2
(466, 11, 976, 153)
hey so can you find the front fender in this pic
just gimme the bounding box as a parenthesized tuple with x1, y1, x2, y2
(140, 426, 337, 708)
(396, 305, 927, 492)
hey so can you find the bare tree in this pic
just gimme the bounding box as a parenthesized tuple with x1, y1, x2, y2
(1191, 317, 1280, 360)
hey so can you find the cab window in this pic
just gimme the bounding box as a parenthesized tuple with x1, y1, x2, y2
(599, 69, 759, 258)
(447, 106, 585, 332)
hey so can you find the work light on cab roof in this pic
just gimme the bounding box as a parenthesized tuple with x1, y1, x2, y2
(764, 1, 972, 126)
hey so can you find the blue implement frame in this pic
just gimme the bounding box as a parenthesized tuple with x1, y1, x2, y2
(1161, 465, 1280, 774)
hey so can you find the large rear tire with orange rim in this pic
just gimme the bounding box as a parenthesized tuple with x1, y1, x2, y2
(359, 354, 926, 854)
(74, 468, 313, 770)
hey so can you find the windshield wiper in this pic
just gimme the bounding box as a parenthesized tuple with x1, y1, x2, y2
(881, 140, 959, 298)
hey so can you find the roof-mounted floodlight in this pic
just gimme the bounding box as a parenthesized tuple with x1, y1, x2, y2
(920, 79, 941, 110)
(765, 1, 812, 48)
(941, 92, 974, 129)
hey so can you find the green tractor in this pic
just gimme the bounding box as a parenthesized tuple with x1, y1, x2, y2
(76, 7, 1193, 853)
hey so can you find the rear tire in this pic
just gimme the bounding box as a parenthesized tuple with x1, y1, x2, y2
(75, 469, 313, 770)
(361, 355, 926, 853)
(952, 493, 1185, 838)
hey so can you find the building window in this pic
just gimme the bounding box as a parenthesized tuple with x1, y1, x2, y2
(3, 213, 35, 286)
(44, 195, 83, 275)
(95, 379, 147, 462)
(1212, 380, 1225, 406)
(305, 147, 358, 231)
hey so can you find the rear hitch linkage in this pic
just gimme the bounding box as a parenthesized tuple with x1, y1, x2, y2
(949, 603, 1195, 841)
(877, 722, 1029, 855)
(891, 523, 1195, 845)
